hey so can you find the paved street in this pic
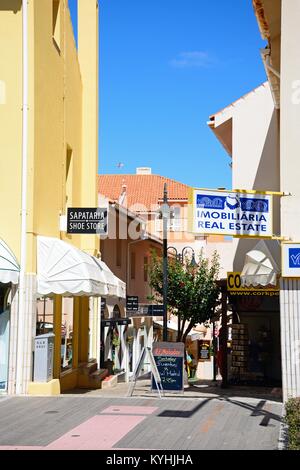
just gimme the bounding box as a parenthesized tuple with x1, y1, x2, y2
(0, 391, 282, 450)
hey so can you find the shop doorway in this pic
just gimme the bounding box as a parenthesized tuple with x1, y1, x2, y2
(229, 293, 281, 386)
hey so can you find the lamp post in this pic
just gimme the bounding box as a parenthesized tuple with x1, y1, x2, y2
(167, 246, 198, 341)
(167, 246, 197, 265)
(161, 184, 169, 342)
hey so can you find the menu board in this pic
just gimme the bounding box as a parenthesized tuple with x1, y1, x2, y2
(152, 342, 185, 392)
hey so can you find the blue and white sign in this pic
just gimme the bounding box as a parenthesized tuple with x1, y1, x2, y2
(190, 189, 273, 237)
(282, 243, 300, 277)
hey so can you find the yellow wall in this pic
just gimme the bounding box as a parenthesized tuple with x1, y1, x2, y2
(33, 0, 83, 263)
(0, 0, 98, 269)
(0, 1, 23, 260)
(78, 0, 99, 255)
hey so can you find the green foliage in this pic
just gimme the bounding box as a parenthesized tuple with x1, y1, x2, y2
(285, 398, 300, 450)
(148, 249, 220, 341)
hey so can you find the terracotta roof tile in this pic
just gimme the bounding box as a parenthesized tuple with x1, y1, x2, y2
(97, 174, 189, 211)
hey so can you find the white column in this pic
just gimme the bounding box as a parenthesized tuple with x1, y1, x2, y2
(104, 326, 112, 360)
(132, 328, 138, 372)
(280, 0, 300, 401)
(280, 279, 300, 401)
(8, 285, 18, 395)
(88, 297, 94, 359)
(96, 298, 101, 366)
(14, 274, 36, 395)
(88, 297, 100, 361)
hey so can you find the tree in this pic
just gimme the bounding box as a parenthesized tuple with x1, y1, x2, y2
(148, 250, 220, 343)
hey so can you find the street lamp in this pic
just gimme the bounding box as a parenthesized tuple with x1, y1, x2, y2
(167, 246, 197, 267)
(160, 184, 170, 342)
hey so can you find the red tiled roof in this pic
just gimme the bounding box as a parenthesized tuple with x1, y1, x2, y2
(97, 174, 189, 211)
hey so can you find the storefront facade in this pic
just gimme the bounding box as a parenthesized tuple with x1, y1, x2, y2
(227, 274, 281, 385)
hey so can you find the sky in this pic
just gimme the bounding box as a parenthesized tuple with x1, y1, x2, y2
(69, 0, 267, 190)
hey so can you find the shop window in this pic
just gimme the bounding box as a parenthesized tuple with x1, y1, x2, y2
(113, 305, 121, 319)
(52, 0, 61, 51)
(131, 251, 136, 280)
(61, 298, 74, 372)
(36, 297, 54, 336)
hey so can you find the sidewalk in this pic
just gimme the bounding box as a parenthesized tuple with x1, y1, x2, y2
(63, 377, 283, 402)
(0, 381, 283, 450)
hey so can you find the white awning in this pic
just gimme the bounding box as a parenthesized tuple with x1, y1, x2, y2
(92, 257, 126, 299)
(0, 239, 19, 285)
(37, 236, 107, 297)
(241, 240, 280, 287)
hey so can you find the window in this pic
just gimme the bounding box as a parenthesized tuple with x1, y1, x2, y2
(155, 206, 183, 232)
(116, 239, 122, 267)
(144, 256, 148, 282)
(113, 305, 121, 319)
(52, 0, 61, 50)
(61, 298, 74, 372)
(131, 251, 136, 280)
(65, 147, 73, 209)
(36, 297, 54, 337)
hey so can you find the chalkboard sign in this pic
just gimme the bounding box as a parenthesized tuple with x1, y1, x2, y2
(152, 342, 185, 392)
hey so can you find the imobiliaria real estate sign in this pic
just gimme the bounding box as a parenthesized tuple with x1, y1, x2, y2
(189, 189, 273, 238)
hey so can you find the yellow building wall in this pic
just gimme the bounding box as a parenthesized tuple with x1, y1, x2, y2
(0, 0, 87, 270)
(33, 0, 83, 263)
(78, 0, 99, 256)
(0, 1, 24, 260)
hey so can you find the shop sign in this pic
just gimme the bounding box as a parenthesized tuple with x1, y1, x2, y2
(126, 296, 139, 311)
(282, 243, 300, 278)
(67, 208, 108, 235)
(102, 318, 131, 327)
(227, 272, 279, 295)
(190, 189, 273, 237)
(152, 342, 184, 392)
(127, 304, 164, 317)
(198, 341, 211, 361)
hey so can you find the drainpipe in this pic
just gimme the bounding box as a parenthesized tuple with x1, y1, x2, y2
(16, 0, 29, 395)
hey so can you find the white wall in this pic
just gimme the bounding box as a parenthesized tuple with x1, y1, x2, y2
(279, 0, 300, 400)
(280, 0, 300, 241)
(229, 84, 280, 270)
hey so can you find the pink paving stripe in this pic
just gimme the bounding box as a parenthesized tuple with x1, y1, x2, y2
(0, 446, 43, 450)
(101, 406, 158, 415)
(45, 415, 146, 450)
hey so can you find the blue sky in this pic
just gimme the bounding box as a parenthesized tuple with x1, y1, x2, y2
(69, 0, 267, 190)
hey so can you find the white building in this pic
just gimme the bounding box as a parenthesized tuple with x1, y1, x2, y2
(208, 0, 300, 400)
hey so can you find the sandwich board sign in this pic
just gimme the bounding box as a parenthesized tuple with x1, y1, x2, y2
(152, 342, 185, 393)
(127, 347, 163, 398)
(189, 189, 273, 238)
